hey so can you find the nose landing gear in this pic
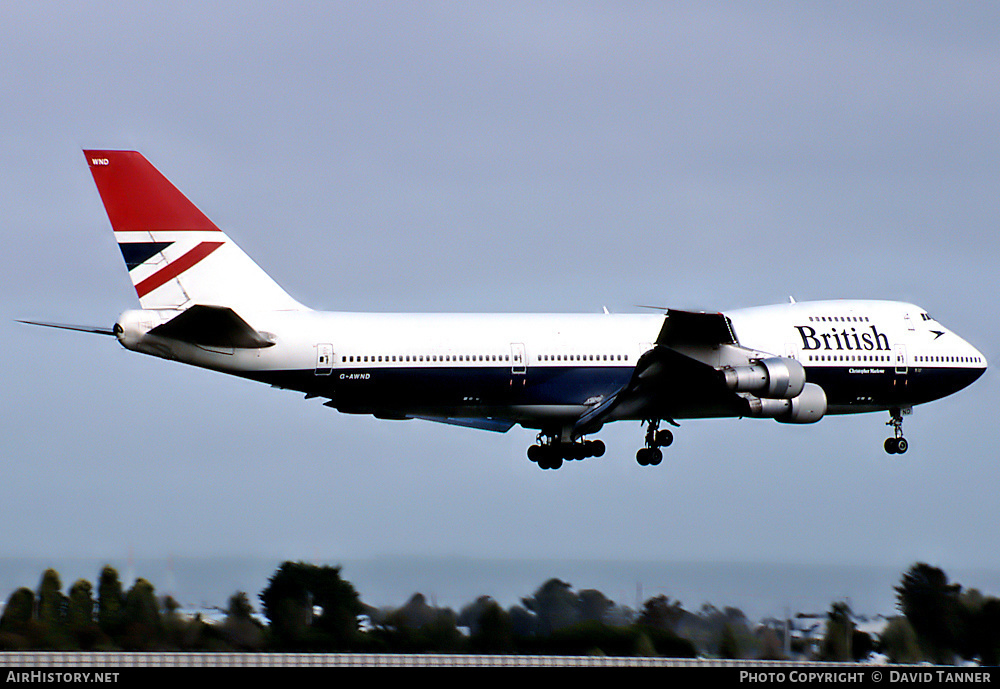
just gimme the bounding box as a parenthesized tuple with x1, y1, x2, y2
(884, 407, 909, 454)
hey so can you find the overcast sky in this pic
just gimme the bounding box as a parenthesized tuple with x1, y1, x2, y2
(2, 2, 998, 594)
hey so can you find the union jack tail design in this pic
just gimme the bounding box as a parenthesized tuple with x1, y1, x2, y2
(84, 150, 304, 312)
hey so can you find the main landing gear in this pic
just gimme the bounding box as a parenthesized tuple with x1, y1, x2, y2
(526, 419, 676, 470)
(527, 433, 605, 470)
(884, 407, 909, 454)
(636, 419, 673, 466)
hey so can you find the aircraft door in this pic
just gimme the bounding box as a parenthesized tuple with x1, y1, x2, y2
(510, 343, 526, 375)
(894, 345, 908, 375)
(316, 343, 334, 376)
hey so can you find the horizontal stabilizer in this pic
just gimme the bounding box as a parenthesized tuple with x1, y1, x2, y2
(148, 305, 274, 349)
(17, 320, 115, 336)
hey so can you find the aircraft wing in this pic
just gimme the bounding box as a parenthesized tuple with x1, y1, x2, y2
(409, 416, 516, 433)
(653, 308, 737, 347)
(574, 309, 743, 435)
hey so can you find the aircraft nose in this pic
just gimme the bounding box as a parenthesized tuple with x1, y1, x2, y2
(965, 338, 988, 379)
(964, 333, 988, 365)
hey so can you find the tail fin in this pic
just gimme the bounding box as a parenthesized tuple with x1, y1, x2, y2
(83, 150, 305, 312)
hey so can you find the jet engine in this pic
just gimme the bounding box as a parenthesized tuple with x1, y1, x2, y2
(721, 357, 806, 399)
(745, 382, 827, 424)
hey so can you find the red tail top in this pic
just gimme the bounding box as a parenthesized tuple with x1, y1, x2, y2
(83, 150, 220, 232)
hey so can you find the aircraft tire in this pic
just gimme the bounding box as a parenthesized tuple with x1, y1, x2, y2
(884, 438, 899, 454)
(536, 447, 562, 470)
(895, 438, 908, 454)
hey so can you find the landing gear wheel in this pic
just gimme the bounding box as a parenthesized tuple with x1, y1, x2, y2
(544, 454, 563, 470)
(528, 443, 561, 469)
(884, 438, 899, 454)
(637, 419, 673, 466)
(536, 447, 562, 470)
(528, 433, 606, 469)
(636, 447, 663, 466)
(655, 429, 673, 447)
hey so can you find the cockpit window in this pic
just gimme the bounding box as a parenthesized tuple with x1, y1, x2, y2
(921, 313, 934, 321)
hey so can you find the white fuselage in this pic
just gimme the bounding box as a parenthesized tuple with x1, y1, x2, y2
(116, 299, 987, 432)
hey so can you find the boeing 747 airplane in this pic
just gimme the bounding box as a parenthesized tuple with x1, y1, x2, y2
(22, 151, 988, 469)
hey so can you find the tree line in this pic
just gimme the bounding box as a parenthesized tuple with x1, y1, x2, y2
(0, 561, 997, 663)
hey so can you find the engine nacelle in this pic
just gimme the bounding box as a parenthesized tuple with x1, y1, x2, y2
(745, 382, 827, 424)
(721, 357, 806, 399)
